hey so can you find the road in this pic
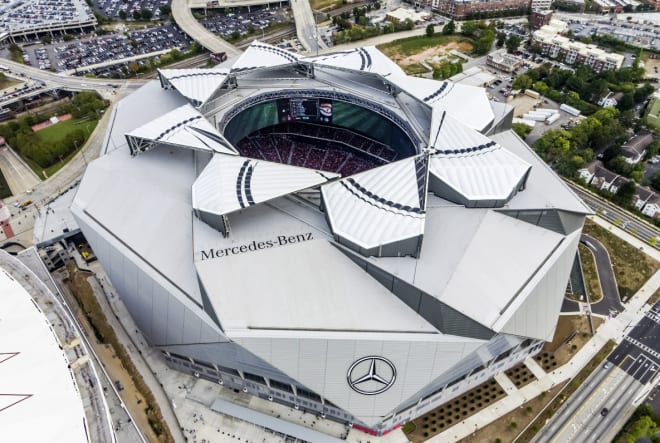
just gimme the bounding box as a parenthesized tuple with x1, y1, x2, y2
(291, 0, 327, 53)
(581, 234, 625, 315)
(568, 182, 660, 249)
(0, 145, 40, 196)
(171, 0, 241, 56)
(534, 302, 660, 443)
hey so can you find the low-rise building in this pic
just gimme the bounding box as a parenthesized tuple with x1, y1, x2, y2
(553, 0, 586, 11)
(597, 91, 623, 108)
(622, 132, 653, 165)
(532, 22, 625, 72)
(486, 49, 523, 73)
(530, 10, 553, 29)
(634, 186, 656, 212)
(434, 0, 530, 19)
(642, 194, 660, 217)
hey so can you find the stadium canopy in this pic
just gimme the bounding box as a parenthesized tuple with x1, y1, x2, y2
(193, 155, 339, 228)
(158, 68, 228, 107)
(321, 155, 428, 257)
(230, 41, 302, 73)
(303, 46, 406, 77)
(125, 104, 237, 156)
(387, 76, 494, 132)
(427, 110, 531, 207)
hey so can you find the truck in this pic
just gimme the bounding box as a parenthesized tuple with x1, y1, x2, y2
(560, 103, 581, 116)
(545, 113, 560, 125)
(525, 89, 540, 99)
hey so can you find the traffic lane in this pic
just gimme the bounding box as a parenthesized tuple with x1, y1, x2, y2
(587, 372, 644, 443)
(581, 234, 623, 315)
(0, 146, 40, 195)
(570, 185, 660, 245)
(534, 365, 614, 443)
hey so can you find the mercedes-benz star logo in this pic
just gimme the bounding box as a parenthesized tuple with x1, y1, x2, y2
(347, 356, 396, 395)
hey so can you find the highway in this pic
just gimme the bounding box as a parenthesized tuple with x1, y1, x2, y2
(567, 182, 660, 249)
(534, 302, 660, 443)
(171, 0, 241, 56)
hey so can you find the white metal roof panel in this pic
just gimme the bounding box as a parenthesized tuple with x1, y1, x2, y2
(230, 41, 301, 72)
(437, 211, 564, 327)
(306, 46, 405, 77)
(195, 239, 437, 333)
(389, 76, 494, 131)
(158, 68, 228, 106)
(321, 156, 427, 249)
(193, 155, 339, 217)
(126, 104, 237, 155)
(0, 264, 87, 443)
(429, 112, 531, 201)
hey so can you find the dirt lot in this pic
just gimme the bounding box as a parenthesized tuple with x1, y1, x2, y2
(508, 94, 544, 117)
(539, 315, 603, 367)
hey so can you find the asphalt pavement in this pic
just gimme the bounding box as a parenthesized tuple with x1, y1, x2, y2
(581, 234, 625, 316)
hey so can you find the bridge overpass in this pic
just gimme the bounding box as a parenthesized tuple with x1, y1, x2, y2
(171, 0, 242, 56)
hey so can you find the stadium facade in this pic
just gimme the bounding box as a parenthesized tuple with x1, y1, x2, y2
(71, 42, 591, 436)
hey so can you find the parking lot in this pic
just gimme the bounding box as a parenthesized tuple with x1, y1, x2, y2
(92, 0, 169, 20)
(566, 17, 660, 53)
(198, 5, 289, 41)
(0, 0, 95, 36)
(19, 22, 191, 74)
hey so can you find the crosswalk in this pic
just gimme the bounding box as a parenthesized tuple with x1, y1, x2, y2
(624, 335, 660, 362)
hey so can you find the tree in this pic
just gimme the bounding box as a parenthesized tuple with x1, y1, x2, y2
(140, 8, 153, 20)
(512, 123, 532, 139)
(119, 9, 127, 19)
(651, 171, 660, 191)
(496, 31, 506, 47)
(40, 35, 52, 45)
(426, 24, 435, 38)
(613, 180, 636, 207)
(159, 4, 171, 16)
(461, 21, 479, 37)
(617, 93, 635, 111)
(512, 74, 532, 90)
(505, 35, 522, 53)
(442, 20, 455, 35)
(132, 9, 141, 20)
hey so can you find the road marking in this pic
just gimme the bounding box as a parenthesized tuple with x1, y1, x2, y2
(549, 356, 629, 443)
(624, 336, 660, 361)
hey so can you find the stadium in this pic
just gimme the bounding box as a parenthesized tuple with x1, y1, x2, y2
(71, 41, 591, 436)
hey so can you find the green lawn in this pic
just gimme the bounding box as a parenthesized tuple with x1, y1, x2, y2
(27, 117, 98, 179)
(310, 0, 344, 11)
(377, 35, 473, 59)
(0, 168, 12, 198)
(35, 118, 97, 144)
(583, 219, 660, 300)
(0, 78, 21, 91)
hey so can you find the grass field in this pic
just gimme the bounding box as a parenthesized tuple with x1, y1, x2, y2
(0, 168, 12, 199)
(583, 219, 660, 300)
(35, 118, 98, 144)
(27, 117, 98, 179)
(377, 34, 473, 59)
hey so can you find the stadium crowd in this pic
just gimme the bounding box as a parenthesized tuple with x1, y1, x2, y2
(236, 123, 400, 176)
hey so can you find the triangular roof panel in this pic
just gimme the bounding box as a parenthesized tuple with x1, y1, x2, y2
(125, 104, 238, 156)
(158, 68, 228, 107)
(306, 46, 405, 77)
(389, 76, 494, 132)
(192, 155, 338, 217)
(230, 41, 301, 73)
(429, 111, 531, 204)
(321, 155, 428, 252)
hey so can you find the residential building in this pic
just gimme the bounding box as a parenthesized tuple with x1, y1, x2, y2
(486, 49, 524, 73)
(532, 22, 625, 72)
(530, 10, 553, 29)
(622, 132, 653, 165)
(434, 0, 530, 19)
